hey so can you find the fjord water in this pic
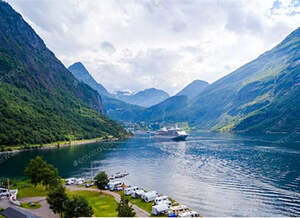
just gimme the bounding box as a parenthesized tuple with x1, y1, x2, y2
(1, 132, 300, 216)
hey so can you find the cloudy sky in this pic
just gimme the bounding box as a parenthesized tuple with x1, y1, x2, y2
(7, 0, 300, 95)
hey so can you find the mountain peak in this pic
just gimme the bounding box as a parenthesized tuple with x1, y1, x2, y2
(68, 62, 111, 97)
(176, 80, 209, 100)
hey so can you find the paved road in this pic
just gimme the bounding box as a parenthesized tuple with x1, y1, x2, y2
(0, 196, 58, 218)
(66, 185, 150, 217)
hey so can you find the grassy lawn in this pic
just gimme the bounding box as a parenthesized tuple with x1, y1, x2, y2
(67, 190, 118, 217)
(0, 208, 4, 218)
(122, 194, 153, 214)
(10, 180, 47, 199)
(20, 202, 41, 209)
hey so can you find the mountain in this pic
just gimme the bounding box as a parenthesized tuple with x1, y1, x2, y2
(0, 1, 127, 146)
(140, 95, 188, 121)
(116, 88, 169, 107)
(182, 26, 300, 139)
(68, 62, 144, 121)
(68, 62, 111, 97)
(176, 80, 209, 100)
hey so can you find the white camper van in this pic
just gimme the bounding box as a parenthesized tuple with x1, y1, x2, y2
(124, 186, 139, 196)
(154, 196, 171, 207)
(65, 178, 76, 185)
(142, 191, 158, 202)
(131, 189, 145, 198)
(0, 188, 9, 197)
(74, 178, 85, 185)
(108, 180, 122, 191)
(152, 204, 169, 216)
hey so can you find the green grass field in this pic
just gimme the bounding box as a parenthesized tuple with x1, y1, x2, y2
(10, 180, 47, 199)
(20, 202, 41, 209)
(67, 190, 118, 217)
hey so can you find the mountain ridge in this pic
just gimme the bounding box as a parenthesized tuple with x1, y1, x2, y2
(176, 80, 209, 100)
(0, 1, 127, 146)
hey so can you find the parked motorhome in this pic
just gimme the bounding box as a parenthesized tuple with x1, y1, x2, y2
(152, 203, 169, 216)
(108, 180, 122, 191)
(178, 211, 200, 217)
(154, 196, 171, 207)
(131, 189, 145, 198)
(168, 205, 190, 216)
(0, 188, 9, 197)
(142, 191, 158, 202)
(74, 178, 85, 185)
(65, 178, 76, 185)
(124, 186, 139, 196)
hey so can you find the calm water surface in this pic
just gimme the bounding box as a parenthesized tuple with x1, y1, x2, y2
(1, 132, 300, 216)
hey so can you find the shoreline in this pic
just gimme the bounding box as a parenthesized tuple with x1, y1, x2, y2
(0, 136, 129, 155)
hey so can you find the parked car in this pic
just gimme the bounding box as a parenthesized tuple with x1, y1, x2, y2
(178, 211, 200, 217)
(0, 188, 9, 197)
(85, 183, 94, 188)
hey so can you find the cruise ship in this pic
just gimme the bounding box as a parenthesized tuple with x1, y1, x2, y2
(156, 127, 188, 141)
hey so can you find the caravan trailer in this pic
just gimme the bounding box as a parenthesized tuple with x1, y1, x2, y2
(108, 180, 122, 191)
(131, 189, 145, 198)
(142, 191, 158, 202)
(0, 188, 9, 197)
(168, 205, 190, 216)
(154, 196, 171, 207)
(124, 186, 139, 196)
(65, 178, 76, 185)
(152, 204, 169, 216)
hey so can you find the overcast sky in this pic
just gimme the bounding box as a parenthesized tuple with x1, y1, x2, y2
(7, 0, 300, 95)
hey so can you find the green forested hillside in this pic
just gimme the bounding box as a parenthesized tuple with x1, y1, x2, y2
(0, 1, 127, 146)
(183, 26, 300, 138)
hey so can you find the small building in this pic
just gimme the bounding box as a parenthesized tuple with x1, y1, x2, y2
(1, 207, 40, 218)
(152, 203, 169, 216)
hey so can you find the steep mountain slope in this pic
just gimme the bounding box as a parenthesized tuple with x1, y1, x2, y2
(140, 96, 188, 121)
(68, 62, 111, 97)
(116, 88, 169, 107)
(184, 26, 300, 137)
(0, 2, 127, 146)
(176, 80, 209, 100)
(68, 62, 144, 121)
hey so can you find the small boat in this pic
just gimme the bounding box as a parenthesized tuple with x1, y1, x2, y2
(109, 171, 129, 180)
(156, 127, 188, 141)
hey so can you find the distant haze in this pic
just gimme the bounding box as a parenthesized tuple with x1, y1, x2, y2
(7, 0, 300, 95)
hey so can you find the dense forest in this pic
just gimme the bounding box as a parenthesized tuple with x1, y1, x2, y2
(0, 1, 127, 146)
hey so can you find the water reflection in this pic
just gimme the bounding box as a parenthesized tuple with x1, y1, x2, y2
(0, 132, 300, 216)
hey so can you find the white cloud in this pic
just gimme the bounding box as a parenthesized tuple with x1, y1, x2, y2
(7, 0, 300, 95)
